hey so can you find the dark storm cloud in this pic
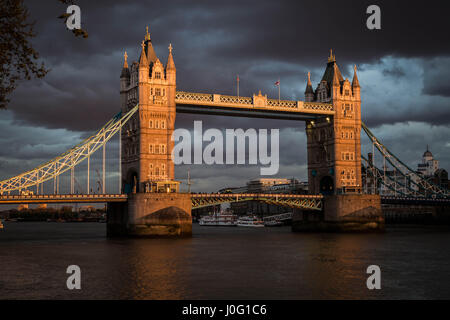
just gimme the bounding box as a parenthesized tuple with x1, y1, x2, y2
(6, 0, 450, 131)
(422, 57, 450, 97)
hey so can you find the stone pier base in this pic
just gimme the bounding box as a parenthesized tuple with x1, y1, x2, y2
(292, 194, 384, 233)
(107, 193, 192, 237)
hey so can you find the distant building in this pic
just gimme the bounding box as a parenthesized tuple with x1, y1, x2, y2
(417, 146, 439, 177)
(246, 178, 292, 193)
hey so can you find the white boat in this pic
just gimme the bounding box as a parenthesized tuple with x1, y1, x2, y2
(199, 211, 237, 226)
(236, 215, 265, 227)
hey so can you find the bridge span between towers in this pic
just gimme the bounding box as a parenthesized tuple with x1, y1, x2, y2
(175, 91, 334, 120)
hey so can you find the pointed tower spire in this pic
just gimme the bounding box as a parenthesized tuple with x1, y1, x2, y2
(143, 26, 157, 64)
(352, 65, 360, 88)
(120, 51, 130, 78)
(332, 63, 340, 86)
(304, 71, 314, 102)
(166, 43, 176, 70)
(139, 40, 148, 66)
(328, 49, 336, 63)
(305, 72, 314, 94)
(123, 51, 128, 69)
(145, 26, 151, 41)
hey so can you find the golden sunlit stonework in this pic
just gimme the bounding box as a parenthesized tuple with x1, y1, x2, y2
(120, 28, 177, 194)
(305, 51, 362, 195)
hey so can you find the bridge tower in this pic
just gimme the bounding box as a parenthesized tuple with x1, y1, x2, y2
(120, 27, 177, 193)
(109, 28, 191, 238)
(297, 51, 383, 232)
(306, 51, 362, 195)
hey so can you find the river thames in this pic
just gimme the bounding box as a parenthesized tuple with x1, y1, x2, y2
(1, 222, 449, 299)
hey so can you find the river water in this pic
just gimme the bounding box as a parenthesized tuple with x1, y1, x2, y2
(0, 222, 449, 299)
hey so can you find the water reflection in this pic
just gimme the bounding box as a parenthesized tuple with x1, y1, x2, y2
(1, 223, 450, 299)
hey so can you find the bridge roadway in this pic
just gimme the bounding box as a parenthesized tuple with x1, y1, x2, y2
(0, 193, 447, 208)
(0, 193, 324, 209)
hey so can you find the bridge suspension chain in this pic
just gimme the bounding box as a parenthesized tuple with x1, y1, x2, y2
(361, 122, 449, 198)
(0, 105, 139, 195)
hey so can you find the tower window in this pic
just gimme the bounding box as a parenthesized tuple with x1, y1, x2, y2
(155, 72, 161, 79)
(155, 88, 161, 96)
(155, 120, 159, 129)
(149, 120, 153, 128)
(149, 144, 153, 153)
(161, 120, 166, 129)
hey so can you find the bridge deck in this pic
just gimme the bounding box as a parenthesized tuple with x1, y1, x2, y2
(0, 193, 323, 205)
(0, 194, 128, 204)
(175, 91, 334, 120)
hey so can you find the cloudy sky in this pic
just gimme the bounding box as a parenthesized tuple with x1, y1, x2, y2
(1, 0, 450, 193)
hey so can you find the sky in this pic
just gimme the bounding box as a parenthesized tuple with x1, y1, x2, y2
(1, 0, 450, 194)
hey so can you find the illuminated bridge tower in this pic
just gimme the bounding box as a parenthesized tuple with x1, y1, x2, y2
(109, 28, 191, 238)
(120, 27, 177, 193)
(306, 51, 362, 194)
(296, 51, 383, 232)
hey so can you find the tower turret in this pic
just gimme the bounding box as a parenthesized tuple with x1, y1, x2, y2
(139, 40, 149, 83)
(352, 65, 360, 99)
(144, 26, 157, 65)
(305, 72, 314, 102)
(120, 51, 130, 112)
(166, 43, 176, 85)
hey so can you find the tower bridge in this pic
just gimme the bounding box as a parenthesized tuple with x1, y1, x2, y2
(1, 28, 448, 236)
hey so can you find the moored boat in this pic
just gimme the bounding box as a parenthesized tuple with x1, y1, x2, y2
(199, 210, 237, 226)
(236, 215, 264, 227)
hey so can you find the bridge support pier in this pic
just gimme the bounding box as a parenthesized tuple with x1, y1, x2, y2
(292, 194, 384, 232)
(107, 193, 192, 237)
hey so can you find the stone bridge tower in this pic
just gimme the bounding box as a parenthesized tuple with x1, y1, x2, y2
(298, 51, 383, 232)
(305, 51, 362, 195)
(120, 28, 177, 194)
(110, 28, 191, 238)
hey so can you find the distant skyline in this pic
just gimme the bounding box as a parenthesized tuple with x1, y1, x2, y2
(1, 0, 450, 193)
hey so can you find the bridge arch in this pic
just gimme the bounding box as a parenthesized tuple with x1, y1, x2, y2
(124, 169, 139, 193)
(319, 176, 334, 195)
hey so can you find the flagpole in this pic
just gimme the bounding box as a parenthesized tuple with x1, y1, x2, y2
(278, 78, 280, 102)
(237, 74, 240, 99)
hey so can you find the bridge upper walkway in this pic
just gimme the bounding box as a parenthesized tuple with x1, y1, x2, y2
(175, 91, 334, 120)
